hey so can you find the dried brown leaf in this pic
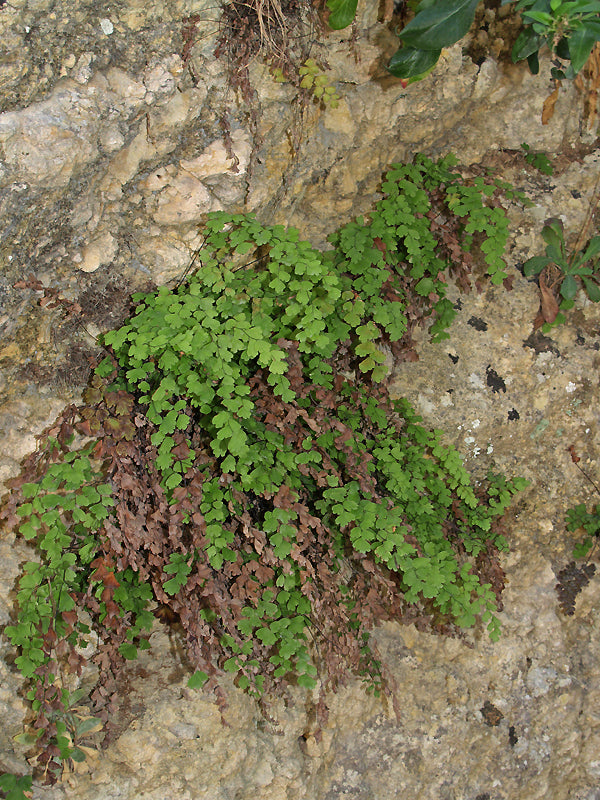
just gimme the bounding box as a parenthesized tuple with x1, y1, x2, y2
(538, 270, 560, 324)
(542, 84, 560, 125)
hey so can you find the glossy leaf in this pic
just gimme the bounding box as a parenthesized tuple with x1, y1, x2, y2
(387, 46, 441, 79)
(512, 27, 543, 62)
(527, 50, 540, 74)
(326, 0, 358, 30)
(567, 24, 598, 74)
(398, 0, 481, 50)
(522, 9, 553, 25)
(575, 3, 600, 12)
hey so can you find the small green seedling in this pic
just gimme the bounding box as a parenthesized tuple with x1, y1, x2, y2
(270, 60, 340, 108)
(523, 217, 600, 330)
(520, 143, 554, 175)
(567, 502, 600, 558)
(555, 447, 599, 617)
(298, 58, 340, 108)
(565, 446, 600, 559)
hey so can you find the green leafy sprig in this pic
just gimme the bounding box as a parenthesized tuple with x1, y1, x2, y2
(523, 217, 600, 330)
(507, 0, 600, 79)
(521, 143, 554, 175)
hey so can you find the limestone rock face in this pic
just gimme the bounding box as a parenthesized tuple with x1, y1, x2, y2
(1, 0, 599, 797)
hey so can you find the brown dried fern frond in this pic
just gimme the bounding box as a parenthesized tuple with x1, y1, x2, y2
(575, 41, 600, 132)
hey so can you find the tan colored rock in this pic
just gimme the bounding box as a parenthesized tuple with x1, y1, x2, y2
(100, 128, 157, 199)
(0, 81, 100, 188)
(136, 235, 197, 284)
(77, 231, 118, 272)
(148, 171, 212, 225)
(180, 130, 252, 179)
(105, 67, 146, 104)
(149, 86, 206, 134)
(98, 124, 126, 154)
(322, 97, 355, 137)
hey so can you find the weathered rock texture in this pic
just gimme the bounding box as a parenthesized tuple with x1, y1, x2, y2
(1, 0, 599, 797)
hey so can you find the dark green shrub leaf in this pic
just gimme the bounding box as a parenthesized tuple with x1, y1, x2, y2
(398, 0, 480, 50)
(554, 42, 570, 71)
(526, 49, 540, 75)
(326, 0, 358, 30)
(567, 25, 598, 74)
(522, 9, 553, 26)
(387, 46, 441, 79)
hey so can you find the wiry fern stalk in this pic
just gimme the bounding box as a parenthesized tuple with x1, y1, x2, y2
(253, 0, 288, 54)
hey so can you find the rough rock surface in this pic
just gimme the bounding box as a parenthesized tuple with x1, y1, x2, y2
(1, 0, 600, 797)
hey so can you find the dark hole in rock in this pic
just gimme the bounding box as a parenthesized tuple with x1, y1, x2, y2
(486, 365, 506, 393)
(468, 316, 488, 331)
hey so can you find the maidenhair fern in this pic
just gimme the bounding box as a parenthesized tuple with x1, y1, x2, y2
(1, 153, 527, 786)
